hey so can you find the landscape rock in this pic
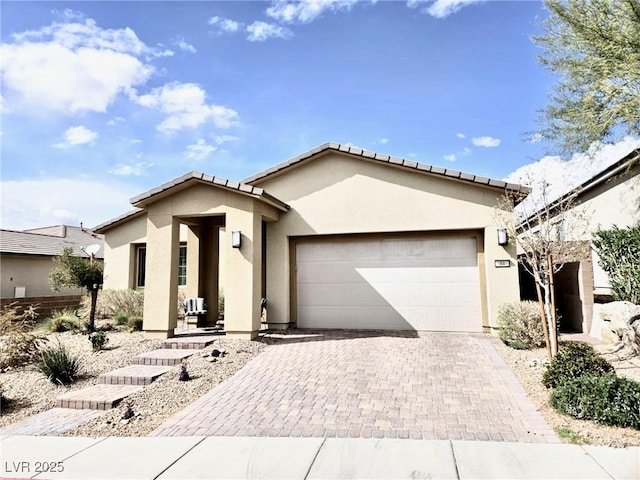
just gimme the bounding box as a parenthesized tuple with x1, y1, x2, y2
(597, 301, 640, 356)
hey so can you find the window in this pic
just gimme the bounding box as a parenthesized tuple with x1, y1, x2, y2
(135, 244, 187, 288)
(136, 246, 146, 288)
(178, 245, 187, 286)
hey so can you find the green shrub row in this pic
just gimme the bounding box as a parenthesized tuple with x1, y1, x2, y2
(550, 374, 640, 429)
(542, 341, 614, 389)
(543, 341, 639, 430)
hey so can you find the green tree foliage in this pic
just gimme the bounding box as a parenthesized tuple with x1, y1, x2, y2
(534, 0, 640, 155)
(49, 247, 103, 331)
(592, 226, 640, 304)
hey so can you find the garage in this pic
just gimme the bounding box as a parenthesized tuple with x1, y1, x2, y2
(295, 234, 483, 331)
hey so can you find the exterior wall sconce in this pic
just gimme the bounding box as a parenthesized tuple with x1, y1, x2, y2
(497, 228, 509, 246)
(232, 230, 242, 248)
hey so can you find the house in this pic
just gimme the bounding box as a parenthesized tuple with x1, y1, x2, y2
(0, 225, 104, 315)
(94, 143, 528, 339)
(518, 147, 640, 335)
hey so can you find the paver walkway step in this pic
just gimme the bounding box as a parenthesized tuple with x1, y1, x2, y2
(161, 335, 219, 350)
(133, 348, 202, 366)
(98, 365, 172, 386)
(56, 384, 143, 410)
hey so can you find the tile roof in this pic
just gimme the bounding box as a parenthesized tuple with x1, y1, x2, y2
(128, 171, 290, 211)
(242, 142, 530, 195)
(92, 209, 146, 234)
(0, 226, 104, 258)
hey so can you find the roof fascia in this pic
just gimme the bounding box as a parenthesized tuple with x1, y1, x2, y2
(243, 142, 530, 199)
(129, 172, 290, 211)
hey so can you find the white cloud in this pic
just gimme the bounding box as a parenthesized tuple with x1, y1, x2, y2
(266, 0, 359, 24)
(456, 133, 465, 138)
(108, 161, 153, 176)
(1, 15, 154, 114)
(213, 135, 239, 144)
(185, 139, 217, 161)
(0, 177, 135, 230)
(407, 0, 483, 18)
(443, 146, 471, 162)
(376, 137, 390, 145)
(246, 22, 292, 42)
(53, 125, 99, 148)
(209, 16, 242, 33)
(505, 137, 640, 214)
(472, 136, 501, 148)
(132, 82, 239, 132)
(172, 36, 196, 53)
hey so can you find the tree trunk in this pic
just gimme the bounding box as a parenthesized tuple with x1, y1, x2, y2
(88, 288, 98, 332)
(533, 269, 552, 361)
(547, 254, 559, 356)
(543, 279, 558, 357)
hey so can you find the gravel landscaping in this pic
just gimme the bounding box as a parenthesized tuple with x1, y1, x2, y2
(0, 328, 267, 436)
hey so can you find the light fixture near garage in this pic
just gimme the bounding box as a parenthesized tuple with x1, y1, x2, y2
(497, 228, 509, 246)
(232, 230, 242, 248)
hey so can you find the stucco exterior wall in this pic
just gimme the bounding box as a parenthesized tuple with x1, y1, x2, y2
(566, 165, 639, 291)
(254, 152, 520, 330)
(102, 213, 148, 289)
(0, 254, 83, 298)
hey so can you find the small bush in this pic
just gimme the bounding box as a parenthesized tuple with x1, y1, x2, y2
(36, 340, 82, 385)
(88, 331, 109, 351)
(79, 289, 144, 320)
(497, 301, 546, 349)
(40, 309, 83, 333)
(114, 312, 129, 326)
(542, 342, 614, 389)
(0, 303, 39, 369)
(128, 316, 143, 332)
(550, 374, 640, 429)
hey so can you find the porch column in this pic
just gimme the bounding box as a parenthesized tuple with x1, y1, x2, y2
(200, 218, 219, 327)
(185, 224, 201, 300)
(223, 208, 262, 339)
(143, 211, 180, 338)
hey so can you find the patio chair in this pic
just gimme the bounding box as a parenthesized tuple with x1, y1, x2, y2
(183, 297, 207, 328)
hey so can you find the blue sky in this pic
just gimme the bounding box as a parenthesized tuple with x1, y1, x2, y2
(0, 0, 633, 231)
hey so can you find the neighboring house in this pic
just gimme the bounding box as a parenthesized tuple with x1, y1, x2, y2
(95, 143, 528, 339)
(0, 225, 104, 314)
(519, 147, 640, 335)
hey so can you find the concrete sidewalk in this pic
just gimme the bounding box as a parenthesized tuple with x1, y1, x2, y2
(1, 435, 638, 479)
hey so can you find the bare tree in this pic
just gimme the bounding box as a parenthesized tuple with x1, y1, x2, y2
(497, 180, 588, 358)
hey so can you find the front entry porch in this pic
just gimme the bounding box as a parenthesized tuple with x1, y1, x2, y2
(131, 173, 288, 340)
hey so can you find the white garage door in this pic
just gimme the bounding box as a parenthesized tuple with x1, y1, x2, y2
(296, 235, 482, 331)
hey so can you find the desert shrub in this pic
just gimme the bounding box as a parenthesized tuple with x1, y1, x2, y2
(497, 301, 545, 349)
(592, 226, 640, 304)
(88, 331, 109, 351)
(79, 289, 144, 320)
(550, 374, 640, 429)
(40, 309, 83, 333)
(542, 341, 614, 389)
(113, 312, 129, 326)
(0, 303, 39, 369)
(36, 340, 82, 385)
(128, 316, 143, 332)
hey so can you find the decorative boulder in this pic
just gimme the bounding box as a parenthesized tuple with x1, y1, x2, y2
(597, 301, 640, 356)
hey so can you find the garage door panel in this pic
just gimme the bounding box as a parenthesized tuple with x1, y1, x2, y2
(296, 235, 482, 332)
(297, 283, 391, 307)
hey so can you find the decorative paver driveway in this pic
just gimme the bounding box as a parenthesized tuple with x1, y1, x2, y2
(153, 331, 558, 442)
